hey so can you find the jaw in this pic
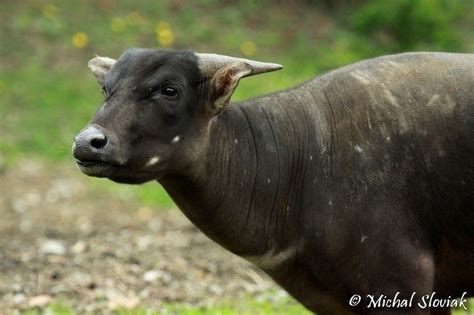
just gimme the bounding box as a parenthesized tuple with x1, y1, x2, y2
(76, 160, 116, 177)
(76, 161, 161, 184)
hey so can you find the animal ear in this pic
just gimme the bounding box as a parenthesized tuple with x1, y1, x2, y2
(88, 56, 116, 85)
(196, 53, 282, 114)
(210, 62, 252, 113)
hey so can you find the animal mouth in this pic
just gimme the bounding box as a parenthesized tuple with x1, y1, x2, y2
(75, 159, 119, 177)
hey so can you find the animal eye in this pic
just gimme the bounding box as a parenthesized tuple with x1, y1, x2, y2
(160, 87, 179, 98)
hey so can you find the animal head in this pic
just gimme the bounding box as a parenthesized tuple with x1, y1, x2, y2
(73, 48, 281, 183)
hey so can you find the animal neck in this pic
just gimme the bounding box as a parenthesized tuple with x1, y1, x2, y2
(160, 90, 328, 258)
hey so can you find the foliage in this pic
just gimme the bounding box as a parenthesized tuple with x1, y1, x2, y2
(19, 292, 312, 315)
(0, 1, 472, 208)
(18, 297, 474, 315)
(352, 0, 469, 50)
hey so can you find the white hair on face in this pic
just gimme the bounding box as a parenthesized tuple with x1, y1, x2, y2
(145, 156, 160, 167)
(172, 135, 181, 144)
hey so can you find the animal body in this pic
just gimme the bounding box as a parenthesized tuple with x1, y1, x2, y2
(73, 49, 474, 314)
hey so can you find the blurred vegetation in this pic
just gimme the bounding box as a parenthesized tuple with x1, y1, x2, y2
(19, 297, 474, 315)
(0, 0, 472, 154)
(21, 291, 312, 314)
(1, 1, 473, 313)
(353, 0, 469, 50)
(0, 0, 472, 206)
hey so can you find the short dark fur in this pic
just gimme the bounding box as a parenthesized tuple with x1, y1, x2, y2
(74, 49, 474, 315)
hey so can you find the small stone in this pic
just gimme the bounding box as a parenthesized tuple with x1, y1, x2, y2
(19, 219, 32, 233)
(25, 191, 42, 207)
(47, 255, 66, 263)
(107, 295, 140, 310)
(29, 294, 52, 307)
(11, 282, 22, 292)
(137, 207, 153, 221)
(136, 235, 153, 250)
(208, 284, 223, 295)
(51, 285, 67, 295)
(39, 240, 66, 255)
(130, 264, 141, 273)
(77, 217, 92, 234)
(19, 159, 42, 176)
(71, 240, 87, 254)
(143, 270, 159, 282)
(147, 218, 163, 232)
(12, 199, 27, 213)
(12, 293, 26, 304)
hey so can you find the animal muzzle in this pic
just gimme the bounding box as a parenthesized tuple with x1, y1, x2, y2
(73, 124, 125, 173)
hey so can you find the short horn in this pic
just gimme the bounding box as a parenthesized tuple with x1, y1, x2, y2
(196, 53, 282, 78)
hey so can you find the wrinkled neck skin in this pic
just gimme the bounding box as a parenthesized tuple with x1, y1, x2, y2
(159, 84, 331, 260)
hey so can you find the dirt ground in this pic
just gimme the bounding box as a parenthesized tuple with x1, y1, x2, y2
(0, 158, 279, 313)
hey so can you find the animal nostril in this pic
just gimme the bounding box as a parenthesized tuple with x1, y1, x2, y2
(90, 136, 107, 149)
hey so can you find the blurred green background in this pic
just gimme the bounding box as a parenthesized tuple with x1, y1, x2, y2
(1, 0, 473, 314)
(1, 0, 473, 206)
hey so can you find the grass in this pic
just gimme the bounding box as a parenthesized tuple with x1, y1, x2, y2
(0, 1, 359, 207)
(18, 296, 474, 315)
(19, 291, 311, 315)
(2, 1, 471, 163)
(1, 0, 472, 207)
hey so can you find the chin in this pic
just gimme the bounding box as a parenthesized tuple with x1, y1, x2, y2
(108, 175, 153, 185)
(77, 161, 115, 178)
(77, 162, 158, 184)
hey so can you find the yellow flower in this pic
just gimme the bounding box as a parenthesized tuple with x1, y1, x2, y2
(72, 32, 88, 49)
(155, 21, 171, 33)
(42, 4, 58, 19)
(158, 29, 175, 47)
(240, 41, 257, 56)
(155, 22, 175, 47)
(126, 11, 144, 26)
(111, 17, 127, 33)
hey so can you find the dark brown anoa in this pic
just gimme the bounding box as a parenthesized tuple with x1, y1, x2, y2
(73, 49, 474, 315)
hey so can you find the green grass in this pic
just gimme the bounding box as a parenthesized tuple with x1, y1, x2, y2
(1, 0, 472, 207)
(19, 292, 311, 315)
(18, 296, 474, 315)
(0, 1, 351, 208)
